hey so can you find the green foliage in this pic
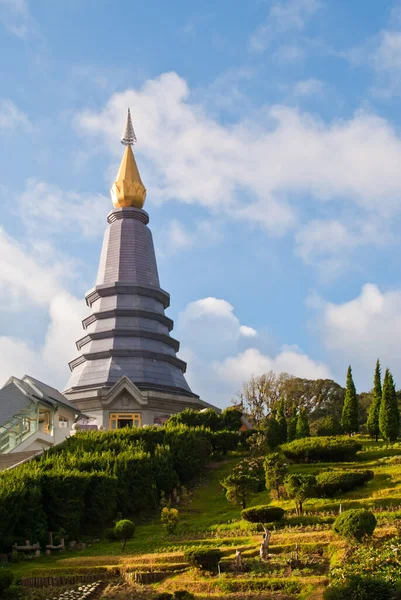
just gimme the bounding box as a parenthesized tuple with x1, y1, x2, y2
(379, 368, 399, 443)
(341, 365, 359, 434)
(311, 415, 342, 437)
(316, 470, 374, 497)
(0, 570, 14, 592)
(161, 507, 179, 535)
(266, 416, 282, 449)
(367, 359, 382, 441)
(167, 407, 243, 432)
(114, 519, 136, 550)
(284, 473, 317, 515)
(208, 430, 239, 454)
(295, 407, 310, 439)
(287, 408, 298, 442)
(264, 452, 288, 498)
(220, 406, 243, 431)
(324, 575, 393, 600)
(220, 473, 259, 509)
(104, 527, 118, 541)
(153, 594, 173, 600)
(277, 399, 287, 444)
(232, 456, 265, 491)
(241, 505, 285, 524)
(333, 509, 376, 542)
(184, 547, 222, 572)
(281, 436, 362, 463)
(173, 592, 195, 600)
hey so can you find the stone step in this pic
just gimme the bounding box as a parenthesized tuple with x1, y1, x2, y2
(0, 450, 41, 471)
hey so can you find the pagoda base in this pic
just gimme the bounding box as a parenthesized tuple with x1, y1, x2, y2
(63, 376, 218, 430)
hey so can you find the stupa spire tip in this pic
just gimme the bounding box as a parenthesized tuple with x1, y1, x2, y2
(121, 108, 137, 146)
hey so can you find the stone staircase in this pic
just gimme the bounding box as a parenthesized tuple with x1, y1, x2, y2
(0, 450, 42, 471)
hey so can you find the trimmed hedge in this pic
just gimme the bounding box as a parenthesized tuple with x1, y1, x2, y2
(324, 575, 392, 600)
(316, 470, 374, 497)
(184, 548, 222, 572)
(241, 505, 285, 524)
(333, 509, 377, 542)
(281, 436, 362, 463)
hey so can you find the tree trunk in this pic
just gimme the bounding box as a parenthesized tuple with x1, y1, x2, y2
(122, 539, 126, 552)
(298, 500, 303, 516)
(259, 526, 271, 561)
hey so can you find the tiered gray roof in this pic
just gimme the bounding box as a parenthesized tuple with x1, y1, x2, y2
(65, 207, 196, 398)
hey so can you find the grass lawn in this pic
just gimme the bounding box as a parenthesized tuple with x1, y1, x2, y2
(8, 437, 401, 600)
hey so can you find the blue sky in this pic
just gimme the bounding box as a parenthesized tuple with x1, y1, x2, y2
(2, 0, 401, 406)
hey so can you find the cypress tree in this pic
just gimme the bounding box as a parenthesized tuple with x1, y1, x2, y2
(295, 408, 310, 439)
(288, 408, 298, 442)
(367, 359, 382, 441)
(379, 368, 399, 443)
(341, 365, 359, 435)
(277, 398, 287, 444)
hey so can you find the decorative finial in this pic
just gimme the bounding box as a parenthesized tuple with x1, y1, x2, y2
(110, 110, 146, 209)
(121, 108, 137, 146)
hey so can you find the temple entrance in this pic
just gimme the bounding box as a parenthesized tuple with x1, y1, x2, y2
(109, 413, 142, 430)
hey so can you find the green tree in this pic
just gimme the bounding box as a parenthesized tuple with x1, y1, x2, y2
(221, 473, 258, 509)
(266, 416, 282, 449)
(284, 474, 316, 515)
(161, 507, 179, 535)
(277, 399, 287, 444)
(379, 368, 399, 443)
(264, 453, 288, 499)
(295, 408, 310, 439)
(287, 408, 298, 442)
(367, 359, 382, 441)
(114, 519, 136, 551)
(341, 366, 359, 435)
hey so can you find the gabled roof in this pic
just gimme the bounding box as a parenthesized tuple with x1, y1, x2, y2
(0, 375, 84, 429)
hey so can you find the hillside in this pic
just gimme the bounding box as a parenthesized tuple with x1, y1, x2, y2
(6, 436, 401, 600)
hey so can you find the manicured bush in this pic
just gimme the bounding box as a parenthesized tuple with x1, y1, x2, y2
(241, 505, 285, 524)
(208, 430, 240, 454)
(233, 456, 265, 491)
(324, 575, 392, 600)
(264, 453, 288, 498)
(0, 570, 13, 592)
(161, 507, 179, 535)
(333, 509, 376, 542)
(221, 473, 259, 509)
(316, 470, 374, 497)
(311, 416, 343, 437)
(173, 592, 195, 600)
(281, 436, 362, 463)
(114, 519, 136, 551)
(184, 547, 222, 572)
(154, 594, 173, 600)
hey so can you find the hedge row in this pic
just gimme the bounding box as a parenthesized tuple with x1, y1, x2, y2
(167, 407, 243, 431)
(316, 470, 374, 497)
(280, 436, 362, 463)
(0, 424, 239, 551)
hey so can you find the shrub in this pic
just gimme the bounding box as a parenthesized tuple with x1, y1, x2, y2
(324, 575, 393, 600)
(173, 592, 195, 600)
(241, 505, 285, 524)
(0, 570, 13, 592)
(161, 507, 179, 535)
(284, 473, 316, 515)
(114, 519, 136, 551)
(264, 453, 288, 498)
(333, 509, 376, 542)
(316, 470, 374, 497)
(233, 457, 265, 491)
(281, 436, 362, 463)
(154, 594, 173, 600)
(312, 416, 343, 437)
(221, 473, 259, 509)
(184, 547, 222, 572)
(208, 430, 239, 454)
(104, 527, 117, 541)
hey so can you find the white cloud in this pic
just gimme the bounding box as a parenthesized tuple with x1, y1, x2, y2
(0, 228, 86, 388)
(239, 325, 257, 337)
(316, 283, 401, 387)
(0, 99, 31, 130)
(249, 0, 321, 54)
(75, 73, 401, 252)
(293, 78, 325, 97)
(0, 0, 34, 38)
(214, 347, 331, 387)
(17, 179, 109, 238)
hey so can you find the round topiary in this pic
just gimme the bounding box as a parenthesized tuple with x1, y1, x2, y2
(0, 569, 13, 592)
(333, 509, 376, 542)
(323, 575, 392, 600)
(241, 505, 285, 524)
(114, 519, 136, 550)
(153, 594, 173, 600)
(174, 592, 195, 600)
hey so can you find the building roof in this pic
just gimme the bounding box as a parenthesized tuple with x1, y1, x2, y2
(0, 375, 83, 428)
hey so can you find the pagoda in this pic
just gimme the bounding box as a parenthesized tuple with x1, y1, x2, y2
(64, 110, 214, 429)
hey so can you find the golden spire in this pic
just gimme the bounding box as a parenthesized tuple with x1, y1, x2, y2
(110, 109, 147, 209)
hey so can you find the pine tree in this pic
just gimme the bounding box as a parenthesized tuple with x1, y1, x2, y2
(341, 365, 359, 435)
(367, 359, 382, 441)
(379, 368, 399, 443)
(295, 408, 310, 439)
(277, 398, 287, 444)
(288, 408, 298, 442)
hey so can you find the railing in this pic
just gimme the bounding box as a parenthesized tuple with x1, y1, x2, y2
(0, 404, 39, 453)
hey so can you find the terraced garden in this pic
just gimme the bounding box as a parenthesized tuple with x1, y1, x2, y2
(7, 437, 401, 600)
